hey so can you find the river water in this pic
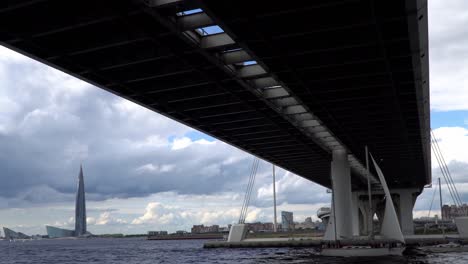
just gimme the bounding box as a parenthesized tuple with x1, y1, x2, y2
(1, 238, 467, 264)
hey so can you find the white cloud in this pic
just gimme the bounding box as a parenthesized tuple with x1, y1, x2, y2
(257, 171, 329, 206)
(131, 201, 263, 227)
(0, 46, 30, 63)
(2, 1, 468, 235)
(88, 212, 127, 226)
(135, 163, 175, 174)
(171, 136, 215, 150)
(131, 135, 168, 149)
(414, 126, 468, 214)
(429, 0, 468, 111)
(131, 202, 179, 225)
(136, 164, 159, 174)
(160, 164, 175, 173)
(431, 127, 468, 165)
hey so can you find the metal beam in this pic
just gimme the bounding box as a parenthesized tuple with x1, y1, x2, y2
(283, 105, 307, 115)
(144, 0, 182, 7)
(300, 120, 321, 127)
(177, 12, 214, 31)
(237, 64, 267, 78)
(46, 37, 151, 60)
(251, 77, 278, 88)
(242, 134, 288, 142)
(221, 49, 252, 64)
(263, 87, 289, 99)
(210, 116, 264, 126)
(293, 113, 315, 121)
(222, 123, 274, 131)
(200, 33, 235, 49)
(270, 97, 298, 107)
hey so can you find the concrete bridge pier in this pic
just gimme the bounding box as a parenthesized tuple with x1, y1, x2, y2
(325, 149, 420, 238)
(328, 149, 354, 239)
(351, 189, 419, 236)
(355, 196, 379, 236)
(395, 189, 418, 235)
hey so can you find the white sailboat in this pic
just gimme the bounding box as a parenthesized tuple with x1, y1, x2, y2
(321, 151, 406, 257)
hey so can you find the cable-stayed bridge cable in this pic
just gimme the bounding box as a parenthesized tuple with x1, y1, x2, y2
(239, 158, 256, 223)
(431, 130, 463, 208)
(431, 130, 463, 205)
(431, 141, 458, 206)
(239, 158, 259, 224)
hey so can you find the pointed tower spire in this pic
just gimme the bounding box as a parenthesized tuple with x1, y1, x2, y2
(75, 164, 87, 236)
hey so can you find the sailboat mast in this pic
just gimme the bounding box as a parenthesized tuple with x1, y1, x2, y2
(366, 146, 373, 238)
(272, 164, 278, 232)
(439, 177, 445, 235)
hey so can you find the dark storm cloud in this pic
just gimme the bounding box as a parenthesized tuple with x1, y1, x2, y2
(0, 47, 284, 206)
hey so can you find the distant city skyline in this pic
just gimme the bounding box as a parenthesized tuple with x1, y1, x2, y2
(1, 1, 468, 235)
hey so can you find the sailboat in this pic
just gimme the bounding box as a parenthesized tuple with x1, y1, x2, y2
(321, 151, 406, 257)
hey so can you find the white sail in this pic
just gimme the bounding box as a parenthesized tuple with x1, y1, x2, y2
(370, 154, 405, 243)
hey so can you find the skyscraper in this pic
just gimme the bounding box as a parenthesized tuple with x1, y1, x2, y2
(75, 165, 87, 236)
(281, 211, 294, 231)
(46, 165, 89, 238)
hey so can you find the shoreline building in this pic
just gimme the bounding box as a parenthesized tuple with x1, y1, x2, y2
(3, 227, 30, 240)
(281, 211, 294, 231)
(46, 165, 89, 238)
(442, 204, 468, 220)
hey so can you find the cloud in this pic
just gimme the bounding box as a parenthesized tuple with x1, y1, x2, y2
(256, 171, 330, 207)
(171, 136, 215, 150)
(1, 1, 467, 234)
(0, 44, 329, 235)
(136, 163, 175, 174)
(431, 127, 468, 165)
(429, 0, 468, 111)
(0, 45, 257, 202)
(87, 212, 127, 226)
(131, 202, 181, 225)
(414, 126, 468, 214)
(130, 201, 298, 230)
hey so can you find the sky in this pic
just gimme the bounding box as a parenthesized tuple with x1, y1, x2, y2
(1, 1, 468, 235)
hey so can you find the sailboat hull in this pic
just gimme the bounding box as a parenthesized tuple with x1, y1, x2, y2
(321, 246, 405, 257)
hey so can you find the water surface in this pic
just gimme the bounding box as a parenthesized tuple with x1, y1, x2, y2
(1, 238, 467, 264)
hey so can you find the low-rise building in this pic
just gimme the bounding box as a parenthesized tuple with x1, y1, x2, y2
(247, 222, 274, 232)
(3, 227, 30, 240)
(148, 231, 168, 236)
(442, 204, 468, 220)
(191, 225, 220, 233)
(294, 217, 317, 230)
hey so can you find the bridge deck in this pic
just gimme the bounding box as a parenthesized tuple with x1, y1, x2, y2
(0, 0, 430, 189)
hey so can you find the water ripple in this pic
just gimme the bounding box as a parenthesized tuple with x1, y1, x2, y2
(1, 238, 468, 264)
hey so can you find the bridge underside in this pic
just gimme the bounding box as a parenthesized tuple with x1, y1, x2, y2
(0, 0, 430, 189)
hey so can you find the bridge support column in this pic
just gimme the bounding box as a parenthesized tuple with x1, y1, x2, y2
(330, 149, 353, 239)
(398, 189, 417, 235)
(351, 192, 360, 236)
(227, 224, 247, 242)
(356, 196, 373, 235)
